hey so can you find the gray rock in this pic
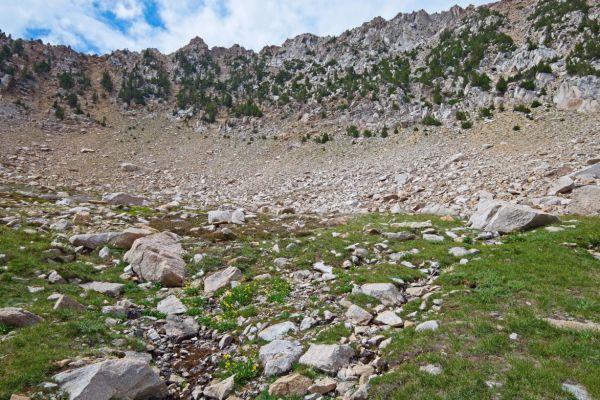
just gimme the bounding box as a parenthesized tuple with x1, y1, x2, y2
(124, 232, 186, 287)
(259, 340, 304, 376)
(69, 233, 121, 250)
(548, 176, 574, 195)
(0, 307, 43, 328)
(448, 247, 479, 257)
(98, 247, 110, 259)
(120, 162, 140, 172)
(203, 267, 243, 294)
(164, 315, 199, 342)
(345, 305, 373, 325)
(48, 270, 66, 284)
(572, 164, 600, 179)
(419, 204, 459, 217)
(69, 229, 153, 251)
(420, 364, 442, 375)
(415, 320, 439, 332)
(394, 221, 433, 229)
(79, 282, 124, 297)
(469, 199, 559, 233)
(203, 375, 235, 400)
(230, 209, 245, 224)
(423, 234, 444, 242)
(299, 344, 355, 374)
(53, 353, 168, 400)
(300, 316, 316, 331)
(569, 186, 600, 215)
(562, 383, 591, 400)
(208, 210, 232, 225)
(102, 192, 148, 206)
(382, 232, 415, 241)
(50, 219, 73, 231)
(156, 295, 187, 315)
(258, 321, 297, 341)
(358, 283, 404, 305)
(53, 295, 86, 312)
(374, 310, 403, 327)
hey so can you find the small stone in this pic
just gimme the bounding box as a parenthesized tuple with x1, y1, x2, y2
(345, 305, 373, 325)
(53, 295, 86, 312)
(423, 234, 444, 242)
(374, 311, 403, 327)
(156, 295, 187, 315)
(258, 321, 297, 341)
(562, 383, 591, 400)
(309, 377, 337, 394)
(203, 375, 235, 400)
(415, 320, 439, 332)
(79, 282, 124, 297)
(420, 364, 442, 375)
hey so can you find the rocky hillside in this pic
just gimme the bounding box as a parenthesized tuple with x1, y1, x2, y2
(0, 0, 599, 136)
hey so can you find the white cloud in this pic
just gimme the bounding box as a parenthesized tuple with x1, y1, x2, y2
(0, 0, 493, 54)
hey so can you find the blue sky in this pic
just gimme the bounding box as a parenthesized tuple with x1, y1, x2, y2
(0, 0, 493, 54)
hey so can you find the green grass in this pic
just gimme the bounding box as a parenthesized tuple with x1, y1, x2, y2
(314, 323, 351, 344)
(370, 217, 600, 399)
(3, 207, 600, 400)
(0, 226, 148, 399)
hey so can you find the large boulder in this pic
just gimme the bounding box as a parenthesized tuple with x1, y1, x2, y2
(299, 344, 355, 374)
(203, 267, 243, 294)
(0, 307, 43, 328)
(53, 353, 168, 400)
(102, 192, 148, 206)
(569, 186, 600, 215)
(124, 232, 186, 287)
(468, 199, 559, 233)
(259, 340, 304, 376)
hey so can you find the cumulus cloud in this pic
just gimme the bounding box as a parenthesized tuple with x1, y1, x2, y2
(0, 0, 492, 54)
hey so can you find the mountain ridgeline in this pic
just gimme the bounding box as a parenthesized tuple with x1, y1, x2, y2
(0, 0, 599, 136)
